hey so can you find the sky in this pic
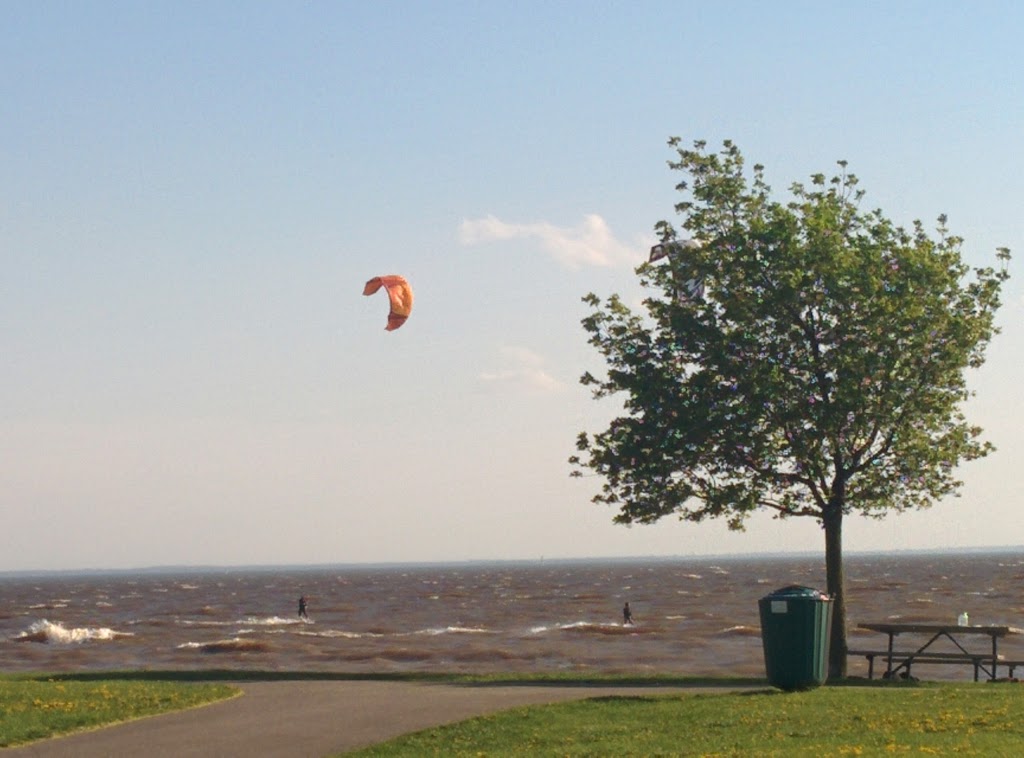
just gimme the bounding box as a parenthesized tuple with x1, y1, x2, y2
(3, 1, 1022, 571)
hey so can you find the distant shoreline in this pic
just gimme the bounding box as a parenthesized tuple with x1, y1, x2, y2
(3, 545, 1022, 579)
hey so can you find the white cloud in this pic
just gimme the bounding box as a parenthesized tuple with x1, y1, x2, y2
(479, 346, 565, 393)
(459, 214, 644, 270)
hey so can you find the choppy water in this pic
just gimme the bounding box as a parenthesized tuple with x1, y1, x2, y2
(3, 551, 1023, 680)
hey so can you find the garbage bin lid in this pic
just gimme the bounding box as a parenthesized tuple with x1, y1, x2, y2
(764, 585, 829, 600)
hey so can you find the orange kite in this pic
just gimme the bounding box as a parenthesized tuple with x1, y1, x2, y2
(363, 275, 414, 331)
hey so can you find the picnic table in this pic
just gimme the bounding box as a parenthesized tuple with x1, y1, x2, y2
(851, 622, 1024, 681)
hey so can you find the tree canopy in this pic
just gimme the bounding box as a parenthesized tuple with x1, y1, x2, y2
(571, 139, 1010, 676)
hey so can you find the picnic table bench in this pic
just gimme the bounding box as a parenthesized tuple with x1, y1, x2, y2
(852, 623, 1024, 681)
(846, 649, 1011, 681)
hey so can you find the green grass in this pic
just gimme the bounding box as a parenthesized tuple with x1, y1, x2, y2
(6, 671, 1024, 756)
(347, 683, 1024, 757)
(1, 670, 734, 748)
(0, 676, 238, 748)
(0, 670, 749, 750)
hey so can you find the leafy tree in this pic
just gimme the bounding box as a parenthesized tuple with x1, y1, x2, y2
(570, 139, 1010, 677)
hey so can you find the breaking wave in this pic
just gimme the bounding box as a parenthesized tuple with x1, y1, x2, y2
(13, 620, 133, 644)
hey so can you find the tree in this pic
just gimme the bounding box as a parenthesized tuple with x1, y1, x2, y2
(570, 139, 1010, 677)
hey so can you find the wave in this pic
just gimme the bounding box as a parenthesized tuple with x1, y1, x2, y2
(716, 625, 761, 638)
(177, 638, 272, 654)
(978, 590, 1016, 600)
(179, 615, 309, 628)
(531, 621, 648, 636)
(296, 629, 381, 639)
(330, 648, 436, 663)
(239, 615, 309, 626)
(407, 626, 494, 636)
(13, 620, 133, 644)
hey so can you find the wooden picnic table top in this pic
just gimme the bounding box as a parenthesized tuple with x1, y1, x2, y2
(858, 622, 1023, 637)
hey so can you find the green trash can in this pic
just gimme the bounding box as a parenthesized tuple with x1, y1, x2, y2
(758, 585, 833, 691)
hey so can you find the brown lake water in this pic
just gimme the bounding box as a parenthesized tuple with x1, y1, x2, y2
(3, 551, 1023, 680)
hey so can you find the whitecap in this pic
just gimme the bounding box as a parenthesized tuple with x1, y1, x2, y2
(717, 625, 760, 637)
(408, 625, 493, 636)
(14, 620, 133, 644)
(238, 616, 303, 626)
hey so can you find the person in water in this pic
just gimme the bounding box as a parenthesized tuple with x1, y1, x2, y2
(623, 602, 633, 625)
(298, 595, 308, 619)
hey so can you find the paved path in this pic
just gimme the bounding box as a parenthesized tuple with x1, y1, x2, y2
(3, 680, 757, 757)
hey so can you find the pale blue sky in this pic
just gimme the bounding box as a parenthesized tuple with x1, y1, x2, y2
(3, 2, 1022, 570)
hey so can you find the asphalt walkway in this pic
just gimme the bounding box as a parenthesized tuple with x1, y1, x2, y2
(3, 680, 755, 757)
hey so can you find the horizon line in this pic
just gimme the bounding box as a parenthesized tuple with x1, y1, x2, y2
(3, 544, 1021, 577)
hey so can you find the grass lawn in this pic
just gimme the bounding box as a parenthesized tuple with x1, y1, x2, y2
(4, 671, 1024, 755)
(348, 682, 1024, 757)
(0, 675, 238, 748)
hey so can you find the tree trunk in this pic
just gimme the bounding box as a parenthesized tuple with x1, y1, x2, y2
(823, 504, 847, 679)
